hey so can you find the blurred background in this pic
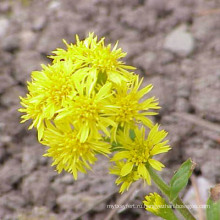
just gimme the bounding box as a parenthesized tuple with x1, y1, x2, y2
(0, 0, 220, 219)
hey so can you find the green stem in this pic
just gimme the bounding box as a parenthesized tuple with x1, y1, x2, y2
(148, 166, 196, 220)
(174, 197, 196, 220)
(163, 206, 179, 220)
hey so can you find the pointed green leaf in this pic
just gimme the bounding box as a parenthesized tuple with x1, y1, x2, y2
(170, 159, 195, 202)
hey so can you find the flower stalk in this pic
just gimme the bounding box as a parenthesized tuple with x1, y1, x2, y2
(148, 165, 196, 220)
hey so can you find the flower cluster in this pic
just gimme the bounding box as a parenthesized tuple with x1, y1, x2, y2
(19, 33, 170, 188)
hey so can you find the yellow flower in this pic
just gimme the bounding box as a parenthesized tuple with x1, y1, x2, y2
(143, 193, 177, 219)
(111, 124, 171, 185)
(110, 161, 140, 193)
(19, 32, 165, 180)
(19, 61, 76, 140)
(19, 94, 46, 140)
(55, 78, 116, 142)
(110, 75, 160, 139)
(143, 192, 166, 215)
(50, 32, 135, 84)
(42, 121, 110, 179)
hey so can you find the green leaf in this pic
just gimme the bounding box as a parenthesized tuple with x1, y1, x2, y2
(170, 159, 195, 202)
(129, 129, 136, 140)
(206, 184, 220, 220)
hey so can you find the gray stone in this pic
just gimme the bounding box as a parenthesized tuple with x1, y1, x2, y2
(48, 0, 61, 11)
(0, 147, 7, 163)
(21, 146, 43, 175)
(16, 206, 57, 220)
(19, 30, 38, 50)
(56, 194, 78, 210)
(91, 175, 116, 195)
(161, 114, 192, 160)
(39, 154, 49, 166)
(21, 170, 52, 206)
(142, 76, 176, 113)
(0, 159, 22, 194)
(147, 0, 167, 15)
(201, 156, 220, 183)
(13, 51, 45, 82)
(36, 21, 67, 54)
(176, 77, 191, 98)
(0, 2, 11, 13)
(119, 40, 143, 60)
(0, 135, 11, 147)
(2, 34, 20, 52)
(62, 212, 77, 220)
(120, 7, 156, 32)
(57, 193, 103, 212)
(69, 180, 89, 193)
(133, 52, 157, 72)
(51, 177, 66, 195)
(184, 139, 220, 183)
(192, 15, 220, 41)
(0, 17, 9, 38)
(157, 51, 174, 65)
(173, 7, 193, 24)
(0, 192, 26, 211)
(60, 174, 74, 184)
(180, 59, 196, 76)
(32, 16, 47, 31)
(208, 38, 220, 55)
(164, 25, 195, 56)
(0, 85, 25, 107)
(189, 57, 220, 118)
(175, 98, 190, 112)
(0, 106, 25, 136)
(0, 72, 15, 94)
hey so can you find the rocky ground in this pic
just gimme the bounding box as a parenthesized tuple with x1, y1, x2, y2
(0, 0, 220, 219)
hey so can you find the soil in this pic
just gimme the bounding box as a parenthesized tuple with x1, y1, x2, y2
(0, 0, 219, 219)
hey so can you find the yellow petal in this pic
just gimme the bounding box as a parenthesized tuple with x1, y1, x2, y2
(120, 162, 134, 176)
(111, 151, 130, 161)
(148, 159, 165, 171)
(80, 126, 89, 143)
(138, 164, 151, 185)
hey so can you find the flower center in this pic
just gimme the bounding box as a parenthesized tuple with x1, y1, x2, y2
(63, 132, 90, 160)
(128, 143, 149, 166)
(115, 95, 138, 123)
(75, 97, 99, 122)
(87, 47, 118, 72)
(48, 76, 73, 106)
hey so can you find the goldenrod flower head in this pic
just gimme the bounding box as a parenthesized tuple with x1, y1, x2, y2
(111, 124, 171, 186)
(19, 61, 76, 140)
(143, 192, 166, 215)
(42, 122, 110, 179)
(51, 32, 135, 84)
(55, 79, 116, 142)
(110, 75, 160, 139)
(143, 193, 177, 219)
